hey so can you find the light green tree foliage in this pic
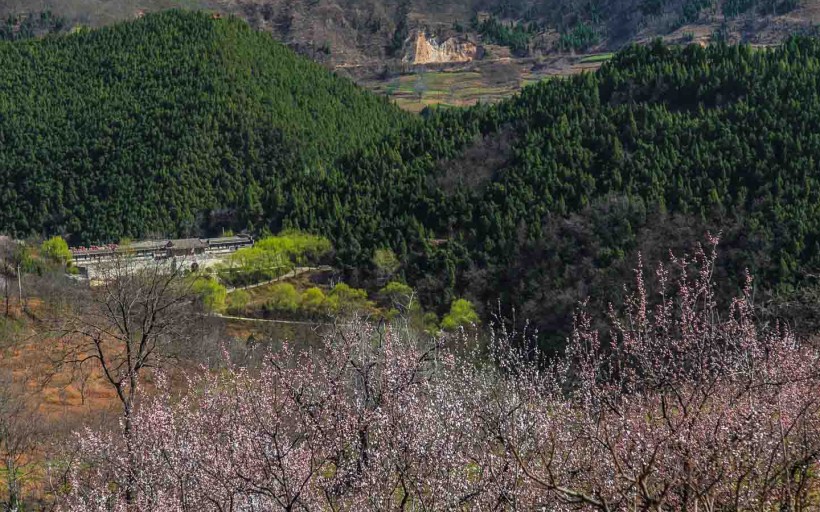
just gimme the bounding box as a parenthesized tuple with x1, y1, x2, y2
(266, 283, 300, 313)
(218, 231, 331, 287)
(255, 231, 331, 266)
(227, 289, 250, 314)
(14, 244, 39, 274)
(373, 248, 400, 282)
(40, 236, 72, 266)
(441, 298, 479, 331)
(300, 287, 327, 315)
(378, 281, 416, 312)
(326, 283, 372, 314)
(192, 277, 227, 313)
(373, 249, 401, 283)
(264, 282, 371, 317)
(224, 247, 289, 276)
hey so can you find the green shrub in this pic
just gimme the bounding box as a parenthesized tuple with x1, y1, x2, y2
(13, 244, 41, 275)
(266, 283, 300, 313)
(327, 283, 371, 314)
(227, 289, 250, 314)
(423, 312, 440, 334)
(192, 277, 227, 313)
(300, 287, 327, 315)
(41, 236, 72, 267)
(378, 281, 415, 311)
(255, 232, 331, 266)
(441, 299, 479, 331)
(373, 248, 400, 280)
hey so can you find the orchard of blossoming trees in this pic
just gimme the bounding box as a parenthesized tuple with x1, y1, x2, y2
(58, 238, 820, 511)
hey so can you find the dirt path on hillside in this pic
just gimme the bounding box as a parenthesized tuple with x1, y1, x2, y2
(225, 265, 333, 293)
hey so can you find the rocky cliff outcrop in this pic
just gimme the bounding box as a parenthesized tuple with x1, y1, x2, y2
(404, 31, 478, 65)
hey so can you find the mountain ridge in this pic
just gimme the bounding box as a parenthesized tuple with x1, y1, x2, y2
(4, 0, 820, 66)
(0, 10, 411, 242)
(5, 0, 820, 113)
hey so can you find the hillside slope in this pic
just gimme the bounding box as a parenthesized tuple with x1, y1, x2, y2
(283, 39, 820, 346)
(5, 14, 820, 348)
(0, 10, 412, 242)
(5, 0, 820, 117)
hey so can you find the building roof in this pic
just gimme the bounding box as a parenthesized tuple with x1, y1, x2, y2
(127, 240, 166, 251)
(71, 244, 118, 255)
(71, 235, 253, 255)
(167, 238, 207, 250)
(206, 235, 252, 245)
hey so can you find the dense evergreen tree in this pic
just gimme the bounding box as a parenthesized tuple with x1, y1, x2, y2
(286, 39, 820, 348)
(0, 11, 66, 41)
(472, 15, 534, 55)
(0, 10, 412, 242)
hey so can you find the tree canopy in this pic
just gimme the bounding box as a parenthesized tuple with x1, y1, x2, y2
(286, 39, 820, 349)
(0, 10, 411, 242)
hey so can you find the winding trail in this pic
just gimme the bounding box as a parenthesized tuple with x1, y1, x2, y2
(225, 265, 333, 293)
(213, 313, 329, 326)
(218, 265, 339, 326)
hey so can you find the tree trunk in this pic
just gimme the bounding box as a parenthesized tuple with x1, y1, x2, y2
(123, 401, 136, 507)
(5, 456, 20, 512)
(16, 265, 22, 313)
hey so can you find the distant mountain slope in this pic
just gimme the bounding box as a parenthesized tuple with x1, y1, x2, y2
(3, 0, 820, 67)
(0, 10, 412, 242)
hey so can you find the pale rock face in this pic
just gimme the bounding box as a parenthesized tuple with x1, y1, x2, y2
(404, 32, 478, 64)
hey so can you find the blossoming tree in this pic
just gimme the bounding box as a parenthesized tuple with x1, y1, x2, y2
(62, 239, 820, 511)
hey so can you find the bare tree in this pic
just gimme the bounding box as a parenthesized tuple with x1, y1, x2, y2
(57, 255, 196, 504)
(0, 238, 16, 318)
(0, 370, 41, 512)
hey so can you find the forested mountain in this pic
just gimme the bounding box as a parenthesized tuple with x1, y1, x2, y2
(283, 39, 820, 348)
(0, 10, 412, 242)
(5, 13, 820, 348)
